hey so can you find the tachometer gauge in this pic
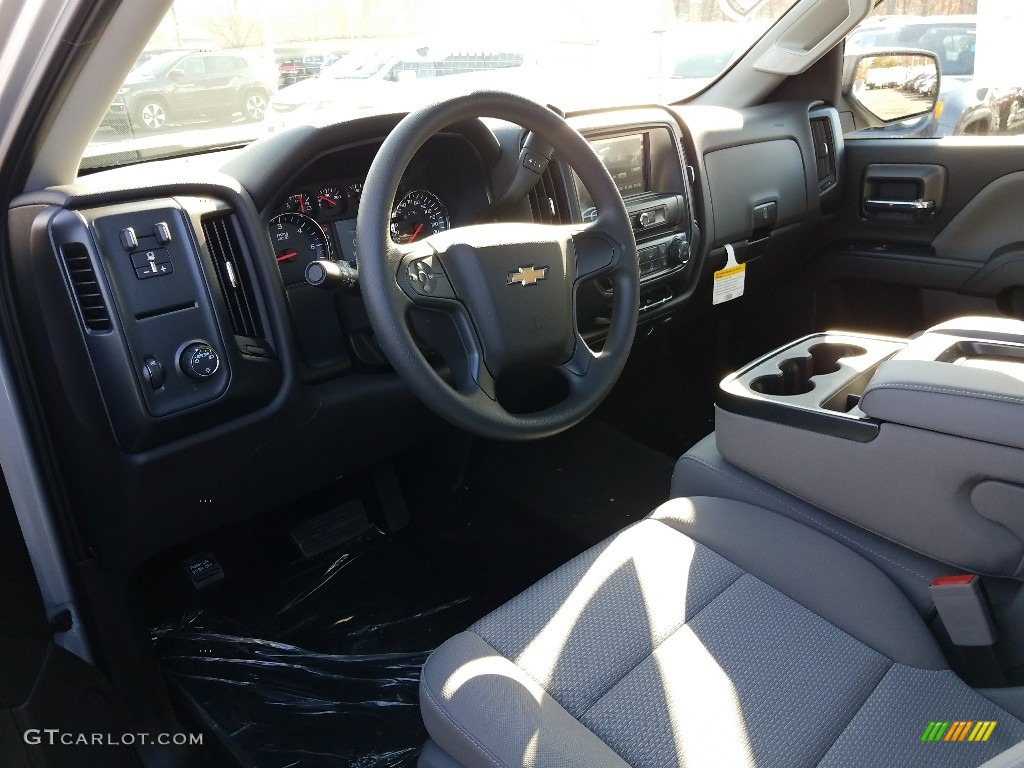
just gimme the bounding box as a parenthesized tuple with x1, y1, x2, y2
(285, 192, 316, 216)
(390, 189, 450, 244)
(317, 185, 346, 214)
(269, 212, 330, 285)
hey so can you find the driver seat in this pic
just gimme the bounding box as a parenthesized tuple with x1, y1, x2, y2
(418, 496, 1024, 767)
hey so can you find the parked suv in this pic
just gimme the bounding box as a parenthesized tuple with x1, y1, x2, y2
(102, 50, 276, 132)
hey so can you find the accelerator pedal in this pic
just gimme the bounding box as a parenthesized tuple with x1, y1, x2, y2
(290, 499, 371, 559)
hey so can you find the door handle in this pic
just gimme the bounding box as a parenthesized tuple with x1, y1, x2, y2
(863, 198, 936, 213)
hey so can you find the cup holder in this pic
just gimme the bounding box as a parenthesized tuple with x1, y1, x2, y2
(808, 343, 867, 374)
(750, 343, 867, 397)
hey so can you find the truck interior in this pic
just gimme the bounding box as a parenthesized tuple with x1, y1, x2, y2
(4, 0, 1024, 766)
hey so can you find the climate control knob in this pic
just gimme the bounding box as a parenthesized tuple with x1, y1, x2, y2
(179, 343, 220, 380)
(667, 234, 690, 267)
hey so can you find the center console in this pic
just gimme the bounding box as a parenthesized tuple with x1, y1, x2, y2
(566, 112, 699, 331)
(716, 317, 1024, 578)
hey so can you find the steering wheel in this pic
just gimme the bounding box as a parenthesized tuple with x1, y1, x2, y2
(356, 91, 639, 441)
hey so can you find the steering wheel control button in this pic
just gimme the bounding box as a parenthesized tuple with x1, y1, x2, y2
(131, 248, 173, 279)
(143, 356, 165, 389)
(507, 265, 548, 286)
(521, 150, 547, 174)
(119, 227, 139, 251)
(153, 221, 173, 244)
(403, 254, 456, 299)
(179, 343, 221, 380)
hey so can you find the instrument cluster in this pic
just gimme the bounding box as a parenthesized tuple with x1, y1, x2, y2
(268, 181, 450, 285)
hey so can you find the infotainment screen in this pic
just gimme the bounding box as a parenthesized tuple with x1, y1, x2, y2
(593, 134, 648, 196)
(574, 133, 648, 220)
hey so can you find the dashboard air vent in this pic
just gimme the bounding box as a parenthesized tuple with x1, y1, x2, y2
(810, 116, 838, 192)
(60, 243, 111, 332)
(529, 166, 567, 225)
(202, 214, 264, 339)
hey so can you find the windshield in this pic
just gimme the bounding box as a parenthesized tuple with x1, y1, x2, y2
(82, 0, 801, 171)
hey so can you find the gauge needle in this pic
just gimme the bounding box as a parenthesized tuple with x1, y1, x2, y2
(408, 223, 424, 242)
(319, 195, 337, 207)
(277, 250, 298, 263)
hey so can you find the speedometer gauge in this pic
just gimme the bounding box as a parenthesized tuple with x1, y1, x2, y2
(390, 190, 450, 244)
(269, 212, 330, 285)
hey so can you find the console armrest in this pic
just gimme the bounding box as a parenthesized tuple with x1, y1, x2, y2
(861, 359, 1024, 451)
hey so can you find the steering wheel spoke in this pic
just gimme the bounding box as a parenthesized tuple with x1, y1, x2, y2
(459, 356, 498, 401)
(559, 333, 599, 380)
(569, 218, 626, 283)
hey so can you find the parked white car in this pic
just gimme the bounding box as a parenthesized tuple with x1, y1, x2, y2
(266, 45, 527, 130)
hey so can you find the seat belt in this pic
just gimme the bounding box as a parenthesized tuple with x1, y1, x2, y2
(930, 574, 1005, 687)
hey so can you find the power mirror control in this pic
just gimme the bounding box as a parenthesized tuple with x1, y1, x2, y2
(179, 343, 220, 380)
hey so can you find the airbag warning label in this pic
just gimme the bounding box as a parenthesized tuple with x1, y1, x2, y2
(713, 244, 746, 305)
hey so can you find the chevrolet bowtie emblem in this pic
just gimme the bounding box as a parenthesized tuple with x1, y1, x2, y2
(507, 265, 549, 286)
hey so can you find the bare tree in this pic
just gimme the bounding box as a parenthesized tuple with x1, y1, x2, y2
(200, 0, 263, 49)
(674, 0, 978, 19)
(873, 0, 977, 16)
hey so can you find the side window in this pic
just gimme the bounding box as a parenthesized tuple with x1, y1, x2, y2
(178, 56, 206, 77)
(207, 56, 242, 74)
(846, 4, 1023, 140)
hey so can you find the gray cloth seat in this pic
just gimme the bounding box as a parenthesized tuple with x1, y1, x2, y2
(419, 496, 1024, 767)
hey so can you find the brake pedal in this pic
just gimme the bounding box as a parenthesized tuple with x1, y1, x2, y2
(290, 499, 371, 559)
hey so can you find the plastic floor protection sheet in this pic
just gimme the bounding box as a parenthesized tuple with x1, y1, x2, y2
(151, 420, 675, 768)
(152, 512, 581, 768)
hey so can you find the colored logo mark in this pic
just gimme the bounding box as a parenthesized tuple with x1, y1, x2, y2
(921, 721, 997, 742)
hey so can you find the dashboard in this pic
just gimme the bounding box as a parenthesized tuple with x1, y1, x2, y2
(6, 100, 843, 573)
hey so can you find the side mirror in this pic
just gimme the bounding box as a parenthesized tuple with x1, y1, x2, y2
(844, 50, 939, 125)
(168, 69, 185, 82)
(395, 69, 418, 83)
